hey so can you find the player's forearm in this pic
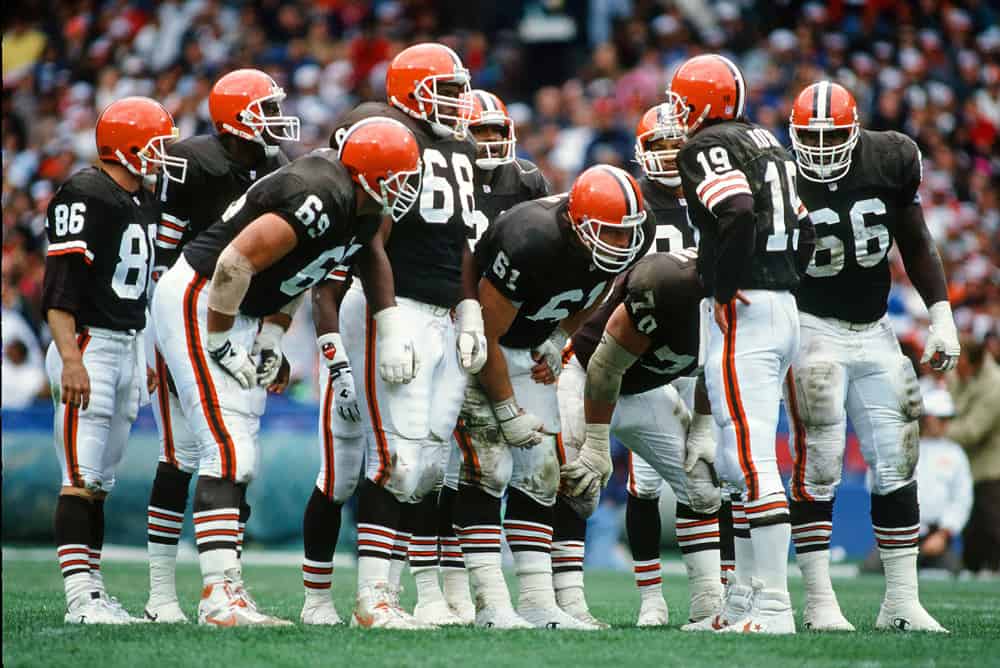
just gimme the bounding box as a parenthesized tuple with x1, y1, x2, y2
(694, 373, 712, 416)
(47, 309, 82, 363)
(312, 280, 347, 336)
(477, 336, 515, 402)
(712, 194, 755, 303)
(207, 245, 255, 333)
(896, 206, 948, 307)
(460, 242, 478, 301)
(584, 331, 637, 424)
(358, 232, 397, 313)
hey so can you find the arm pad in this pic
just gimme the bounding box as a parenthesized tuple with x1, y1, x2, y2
(585, 332, 639, 404)
(209, 245, 255, 316)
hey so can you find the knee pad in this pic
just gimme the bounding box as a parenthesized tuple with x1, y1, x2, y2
(895, 358, 923, 422)
(331, 467, 362, 505)
(510, 436, 561, 507)
(684, 462, 722, 514)
(790, 358, 847, 498)
(380, 438, 425, 503)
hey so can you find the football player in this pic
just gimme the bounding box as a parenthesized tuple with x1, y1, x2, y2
(435, 88, 551, 624)
(455, 165, 655, 629)
(307, 43, 486, 629)
(558, 96, 729, 628)
(672, 54, 815, 634)
(152, 118, 421, 627)
(44, 97, 186, 623)
(144, 68, 297, 624)
(784, 81, 957, 632)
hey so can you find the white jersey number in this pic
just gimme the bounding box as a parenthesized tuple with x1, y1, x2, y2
(806, 197, 889, 278)
(419, 148, 484, 228)
(526, 281, 607, 323)
(111, 223, 154, 300)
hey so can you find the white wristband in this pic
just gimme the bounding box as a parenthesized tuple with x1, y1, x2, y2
(373, 305, 405, 337)
(928, 301, 955, 330)
(584, 422, 611, 444)
(317, 332, 349, 368)
(206, 329, 230, 353)
(455, 299, 484, 332)
(690, 411, 713, 437)
(257, 321, 285, 351)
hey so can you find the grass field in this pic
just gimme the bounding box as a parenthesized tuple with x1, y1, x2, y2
(4, 557, 999, 668)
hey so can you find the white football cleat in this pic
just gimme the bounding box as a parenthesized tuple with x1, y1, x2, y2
(198, 581, 291, 627)
(688, 588, 723, 623)
(719, 588, 796, 635)
(637, 596, 669, 627)
(414, 599, 466, 626)
(301, 598, 344, 625)
(351, 584, 428, 630)
(681, 583, 753, 631)
(448, 600, 476, 625)
(144, 598, 190, 623)
(475, 606, 533, 629)
(231, 582, 293, 626)
(518, 604, 600, 630)
(803, 600, 855, 631)
(875, 601, 948, 633)
(65, 596, 132, 624)
(557, 592, 610, 629)
(100, 593, 148, 623)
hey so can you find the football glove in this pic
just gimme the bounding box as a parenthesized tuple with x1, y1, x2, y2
(206, 330, 256, 390)
(374, 306, 421, 384)
(318, 332, 360, 422)
(492, 396, 543, 448)
(683, 411, 721, 514)
(532, 328, 569, 380)
(252, 321, 286, 387)
(921, 301, 960, 372)
(560, 423, 613, 497)
(455, 299, 487, 374)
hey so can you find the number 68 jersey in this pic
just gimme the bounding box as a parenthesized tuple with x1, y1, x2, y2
(794, 130, 922, 323)
(42, 167, 157, 331)
(183, 149, 380, 318)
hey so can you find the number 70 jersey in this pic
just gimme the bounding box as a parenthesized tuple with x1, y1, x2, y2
(183, 150, 379, 318)
(677, 120, 806, 295)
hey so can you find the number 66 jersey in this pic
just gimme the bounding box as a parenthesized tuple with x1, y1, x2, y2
(183, 149, 380, 316)
(42, 167, 157, 331)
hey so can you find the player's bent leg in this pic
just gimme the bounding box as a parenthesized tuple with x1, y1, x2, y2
(552, 496, 608, 629)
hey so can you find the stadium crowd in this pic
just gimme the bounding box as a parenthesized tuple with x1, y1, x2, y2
(3, 0, 998, 399)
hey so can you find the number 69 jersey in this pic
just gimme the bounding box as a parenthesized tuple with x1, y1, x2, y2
(677, 120, 806, 296)
(476, 193, 655, 350)
(42, 167, 157, 331)
(183, 150, 379, 317)
(794, 130, 922, 323)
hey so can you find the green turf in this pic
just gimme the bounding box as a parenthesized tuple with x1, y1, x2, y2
(4, 558, 998, 668)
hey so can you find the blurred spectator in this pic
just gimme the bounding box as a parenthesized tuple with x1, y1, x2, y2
(947, 337, 1000, 575)
(914, 387, 973, 573)
(1, 303, 47, 408)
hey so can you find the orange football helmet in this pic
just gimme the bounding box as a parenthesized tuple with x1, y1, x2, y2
(466, 89, 516, 169)
(338, 117, 422, 222)
(385, 43, 472, 139)
(790, 81, 860, 183)
(96, 96, 187, 183)
(635, 91, 689, 186)
(209, 69, 300, 154)
(668, 54, 747, 134)
(568, 165, 647, 272)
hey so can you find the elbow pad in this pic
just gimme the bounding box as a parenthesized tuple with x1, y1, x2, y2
(209, 245, 255, 316)
(585, 332, 639, 404)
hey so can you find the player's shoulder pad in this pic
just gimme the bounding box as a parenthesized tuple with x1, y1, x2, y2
(168, 134, 231, 177)
(514, 157, 550, 194)
(628, 249, 703, 298)
(56, 167, 117, 206)
(487, 194, 566, 269)
(330, 102, 400, 148)
(857, 129, 922, 190)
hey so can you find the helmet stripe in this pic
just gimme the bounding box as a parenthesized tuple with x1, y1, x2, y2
(716, 55, 746, 118)
(816, 80, 830, 119)
(477, 90, 496, 113)
(599, 165, 639, 217)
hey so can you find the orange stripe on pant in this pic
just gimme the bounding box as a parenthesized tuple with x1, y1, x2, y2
(627, 452, 637, 497)
(453, 421, 481, 484)
(554, 433, 566, 466)
(155, 349, 177, 467)
(363, 306, 391, 485)
(63, 330, 91, 486)
(321, 372, 336, 498)
(784, 370, 812, 502)
(182, 275, 236, 480)
(722, 302, 757, 500)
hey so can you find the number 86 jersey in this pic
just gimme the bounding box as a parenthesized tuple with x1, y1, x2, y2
(794, 130, 922, 323)
(42, 167, 158, 331)
(183, 150, 380, 317)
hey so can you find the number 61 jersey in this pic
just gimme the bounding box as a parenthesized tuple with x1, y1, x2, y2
(183, 149, 380, 318)
(42, 167, 157, 331)
(794, 130, 922, 323)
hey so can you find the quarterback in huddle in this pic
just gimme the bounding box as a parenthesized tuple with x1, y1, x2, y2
(38, 41, 958, 637)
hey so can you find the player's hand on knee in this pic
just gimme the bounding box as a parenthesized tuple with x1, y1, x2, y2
(252, 322, 286, 387)
(206, 331, 256, 389)
(374, 306, 420, 383)
(560, 424, 612, 496)
(317, 332, 361, 421)
(455, 299, 488, 374)
(61, 358, 91, 410)
(492, 397, 543, 448)
(531, 328, 569, 384)
(268, 356, 291, 394)
(683, 412, 716, 473)
(921, 301, 960, 372)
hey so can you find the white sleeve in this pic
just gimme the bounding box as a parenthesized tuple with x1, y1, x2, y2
(941, 445, 974, 536)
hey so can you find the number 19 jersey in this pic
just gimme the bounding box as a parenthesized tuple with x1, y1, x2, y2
(333, 102, 480, 308)
(183, 150, 379, 318)
(794, 130, 922, 323)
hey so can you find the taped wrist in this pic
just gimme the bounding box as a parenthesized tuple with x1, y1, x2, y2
(548, 327, 569, 350)
(209, 245, 255, 316)
(455, 299, 484, 333)
(583, 423, 611, 451)
(492, 396, 522, 422)
(206, 329, 231, 354)
(256, 321, 284, 351)
(316, 332, 350, 369)
(690, 411, 714, 440)
(928, 301, 956, 332)
(585, 332, 638, 403)
(373, 305, 405, 337)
